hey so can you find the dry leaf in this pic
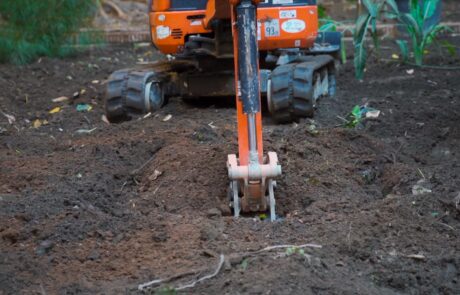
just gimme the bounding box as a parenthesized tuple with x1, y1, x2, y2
(49, 107, 61, 114)
(406, 254, 426, 260)
(148, 170, 163, 181)
(101, 115, 110, 124)
(52, 96, 69, 103)
(75, 128, 97, 134)
(33, 119, 42, 128)
(2, 112, 15, 124)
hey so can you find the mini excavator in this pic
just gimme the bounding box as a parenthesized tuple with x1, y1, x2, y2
(105, 0, 341, 220)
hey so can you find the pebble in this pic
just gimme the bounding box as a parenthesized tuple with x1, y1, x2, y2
(207, 208, 222, 218)
(36, 240, 54, 256)
(87, 250, 100, 261)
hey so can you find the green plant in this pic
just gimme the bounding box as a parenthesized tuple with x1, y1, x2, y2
(392, 0, 451, 65)
(344, 105, 363, 128)
(354, 0, 396, 79)
(154, 286, 177, 295)
(285, 247, 306, 256)
(0, 0, 96, 64)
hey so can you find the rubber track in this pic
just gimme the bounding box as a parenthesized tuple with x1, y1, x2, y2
(105, 69, 130, 122)
(104, 60, 197, 122)
(269, 63, 314, 123)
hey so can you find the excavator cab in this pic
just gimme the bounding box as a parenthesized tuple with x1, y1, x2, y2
(105, 0, 341, 220)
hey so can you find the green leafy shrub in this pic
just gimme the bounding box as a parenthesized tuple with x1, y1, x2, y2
(353, 0, 398, 79)
(0, 0, 96, 64)
(391, 0, 450, 65)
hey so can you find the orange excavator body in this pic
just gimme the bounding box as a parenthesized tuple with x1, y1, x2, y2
(149, 1, 318, 54)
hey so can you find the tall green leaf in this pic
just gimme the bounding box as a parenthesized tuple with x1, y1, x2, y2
(396, 40, 409, 61)
(354, 14, 372, 79)
(422, 0, 439, 20)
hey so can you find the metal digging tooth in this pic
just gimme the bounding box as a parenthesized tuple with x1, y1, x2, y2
(268, 179, 276, 221)
(232, 181, 240, 218)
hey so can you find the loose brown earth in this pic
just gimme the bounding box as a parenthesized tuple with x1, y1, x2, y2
(0, 42, 459, 294)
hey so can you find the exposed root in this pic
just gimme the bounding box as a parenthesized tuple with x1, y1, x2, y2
(137, 243, 322, 292)
(175, 254, 225, 291)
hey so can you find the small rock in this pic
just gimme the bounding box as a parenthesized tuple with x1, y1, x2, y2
(207, 208, 222, 218)
(152, 231, 169, 243)
(361, 168, 376, 184)
(412, 179, 432, 195)
(228, 253, 244, 266)
(200, 223, 222, 241)
(162, 114, 172, 122)
(113, 233, 125, 244)
(87, 250, 100, 261)
(148, 170, 162, 181)
(36, 240, 54, 256)
(1, 229, 20, 244)
(111, 209, 124, 217)
(218, 204, 232, 216)
(312, 257, 322, 268)
(454, 192, 460, 211)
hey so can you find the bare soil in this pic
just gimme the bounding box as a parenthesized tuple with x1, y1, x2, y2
(0, 42, 459, 294)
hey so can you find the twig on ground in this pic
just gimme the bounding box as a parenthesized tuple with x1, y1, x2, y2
(437, 222, 456, 231)
(39, 284, 47, 295)
(347, 222, 353, 251)
(454, 193, 460, 210)
(137, 256, 223, 291)
(175, 254, 225, 291)
(251, 243, 322, 254)
(137, 268, 205, 291)
(416, 168, 426, 179)
(130, 155, 155, 176)
(120, 180, 127, 192)
(130, 142, 163, 176)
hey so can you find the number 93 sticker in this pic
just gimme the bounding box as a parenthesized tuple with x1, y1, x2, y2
(264, 19, 280, 37)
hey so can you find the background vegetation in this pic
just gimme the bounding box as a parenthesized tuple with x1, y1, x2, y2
(0, 0, 96, 64)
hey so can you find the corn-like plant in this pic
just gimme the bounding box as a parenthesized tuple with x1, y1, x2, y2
(0, 0, 96, 64)
(353, 0, 397, 79)
(391, 0, 450, 65)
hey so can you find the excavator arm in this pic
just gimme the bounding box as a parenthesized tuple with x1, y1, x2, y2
(224, 0, 282, 220)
